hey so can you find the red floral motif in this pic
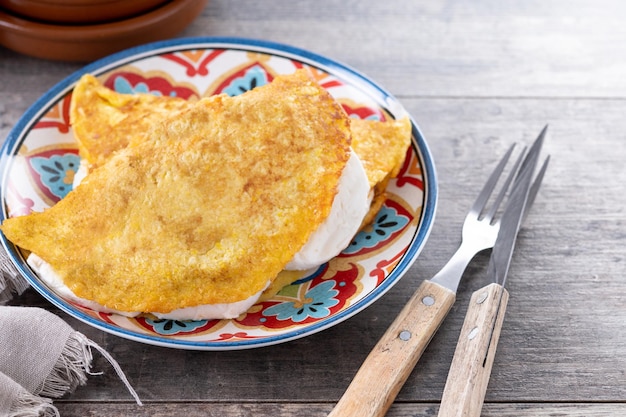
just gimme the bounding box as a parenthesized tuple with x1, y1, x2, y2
(97, 312, 117, 325)
(215, 332, 259, 341)
(161, 49, 226, 77)
(369, 249, 407, 286)
(102, 72, 199, 100)
(33, 93, 71, 133)
(395, 147, 424, 190)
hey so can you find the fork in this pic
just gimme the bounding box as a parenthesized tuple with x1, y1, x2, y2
(327, 140, 548, 417)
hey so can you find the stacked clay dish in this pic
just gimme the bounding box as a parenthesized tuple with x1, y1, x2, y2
(0, 0, 208, 61)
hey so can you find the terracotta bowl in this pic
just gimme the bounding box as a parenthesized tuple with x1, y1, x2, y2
(0, 0, 169, 24)
(0, 0, 208, 62)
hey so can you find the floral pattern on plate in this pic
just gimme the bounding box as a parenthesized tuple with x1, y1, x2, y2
(0, 38, 436, 350)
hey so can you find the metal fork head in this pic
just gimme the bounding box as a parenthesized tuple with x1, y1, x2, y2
(464, 144, 526, 232)
(431, 142, 535, 292)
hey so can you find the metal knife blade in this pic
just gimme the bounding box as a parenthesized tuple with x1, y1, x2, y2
(488, 125, 546, 288)
(437, 126, 548, 417)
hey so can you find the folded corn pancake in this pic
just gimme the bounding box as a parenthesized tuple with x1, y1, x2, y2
(70, 74, 190, 169)
(1, 70, 354, 314)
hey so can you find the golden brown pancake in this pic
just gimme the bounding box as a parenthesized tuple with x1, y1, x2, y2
(350, 117, 411, 188)
(1, 70, 352, 313)
(70, 74, 190, 169)
(350, 117, 412, 226)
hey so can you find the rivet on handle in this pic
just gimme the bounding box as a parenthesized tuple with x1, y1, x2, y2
(476, 291, 489, 304)
(399, 330, 412, 341)
(422, 296, 435, 306)
(468, 327, 480, 340)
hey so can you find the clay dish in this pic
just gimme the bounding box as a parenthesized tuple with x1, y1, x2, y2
(0, 0, 169, 24)
(0, 0, 208, 62)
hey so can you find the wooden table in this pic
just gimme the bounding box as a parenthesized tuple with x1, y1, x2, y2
(2, 1, 625, 415)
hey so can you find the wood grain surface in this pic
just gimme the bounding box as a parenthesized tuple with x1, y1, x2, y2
(2, 0, 625, 416)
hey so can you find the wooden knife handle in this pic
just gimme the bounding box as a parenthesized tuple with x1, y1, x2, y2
(328, 280, 456, 417)
(437, 283, 509, 417)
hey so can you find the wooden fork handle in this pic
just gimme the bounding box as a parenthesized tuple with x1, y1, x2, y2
(437, 283, 509, 417)
(328, 280, 456, 417)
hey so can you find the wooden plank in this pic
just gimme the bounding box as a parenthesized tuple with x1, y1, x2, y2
(1, 0, 625, 105)
(53, 402, 626, 417)
(188, 0, 626, 98)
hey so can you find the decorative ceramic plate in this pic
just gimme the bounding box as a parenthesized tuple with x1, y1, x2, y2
(0, 37, 437, 350)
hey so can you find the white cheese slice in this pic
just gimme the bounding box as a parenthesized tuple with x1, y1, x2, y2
(285, 150, 371, 270)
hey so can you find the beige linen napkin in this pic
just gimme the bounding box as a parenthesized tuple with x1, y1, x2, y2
(0, 372, 57, 417)
(0, 249, 142, 416)
(0, 306, 143, 415)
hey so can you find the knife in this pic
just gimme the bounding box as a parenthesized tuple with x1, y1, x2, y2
(436, 129, 549, 417)
(327, 127, 548, 417)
